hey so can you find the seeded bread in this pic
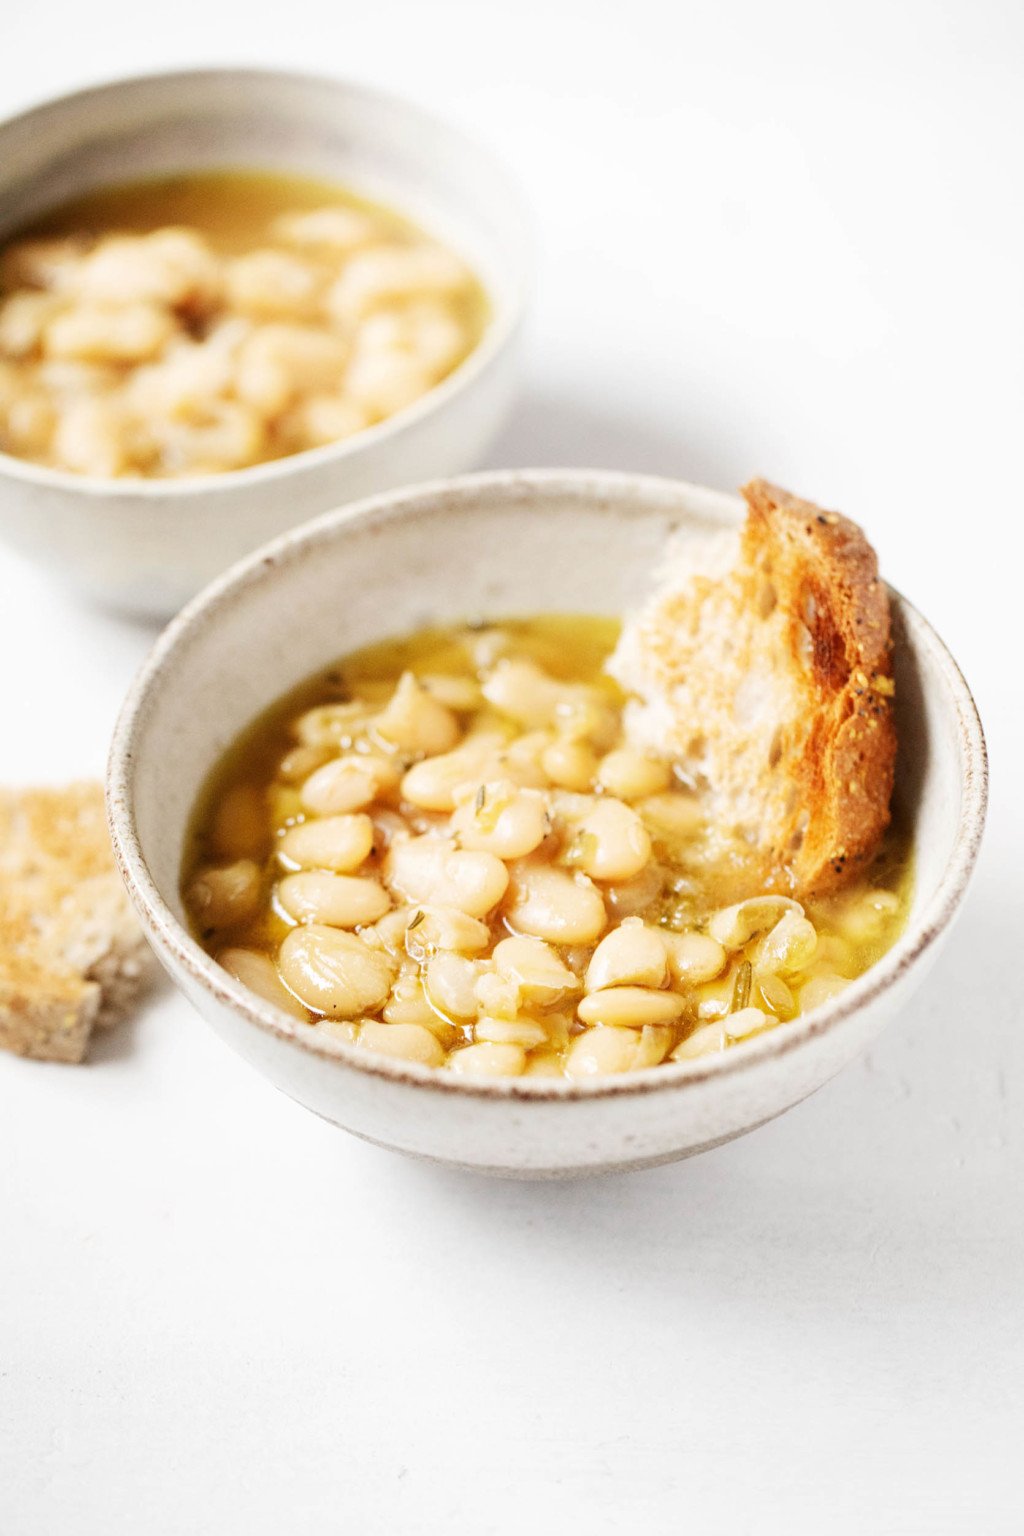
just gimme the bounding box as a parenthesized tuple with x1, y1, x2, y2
(610, 478, 896, 897)
(0, 783, 150, 1062)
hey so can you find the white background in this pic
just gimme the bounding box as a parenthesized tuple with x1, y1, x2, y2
(1, 3, 1022, 1532)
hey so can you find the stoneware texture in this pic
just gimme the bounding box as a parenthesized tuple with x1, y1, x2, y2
(107, 471, 987, 1178)
(0, 69, 529, 616)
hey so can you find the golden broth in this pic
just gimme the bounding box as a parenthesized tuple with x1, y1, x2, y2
(19, 170, 413, 253)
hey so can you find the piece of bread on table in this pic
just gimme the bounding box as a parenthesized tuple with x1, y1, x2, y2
(0, 782, 150, 1063)
(609, 478, 896, 898)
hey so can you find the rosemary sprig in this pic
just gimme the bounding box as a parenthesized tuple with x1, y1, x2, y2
(731, 960, 752, 1013)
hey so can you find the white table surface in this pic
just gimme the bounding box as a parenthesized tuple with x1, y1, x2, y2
(1, 4, 1021, 1532)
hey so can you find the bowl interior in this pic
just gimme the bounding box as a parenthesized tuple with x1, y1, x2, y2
(117, 472, 981, 1007)
(0, 69, 527, 330)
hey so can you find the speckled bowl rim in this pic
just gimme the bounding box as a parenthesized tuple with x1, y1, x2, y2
(107, 469, 989, 1101)
(0, 65, 530, 499)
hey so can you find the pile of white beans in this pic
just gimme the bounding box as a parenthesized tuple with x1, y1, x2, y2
(184, 623, 906, 1079)
(0, 194, 483, 476)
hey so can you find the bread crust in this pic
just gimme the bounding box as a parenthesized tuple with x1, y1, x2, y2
(740, 479, 896, 893)
(611, 479, 896, 899)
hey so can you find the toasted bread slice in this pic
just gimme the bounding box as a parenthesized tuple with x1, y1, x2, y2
(609, 478, 895, 897)
(0, 783, 150, 1062)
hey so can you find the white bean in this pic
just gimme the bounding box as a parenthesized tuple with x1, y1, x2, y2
(448, 1042, 526, 1078)
(36, 359, 121, 397)
(315, 1020, 359, 1046)
(418, 674, 483, 713)
(0, 291, 63, 358)
(358, 1020, 444, 1067)
(234, 323, 349, 415)
(753, 971, 796, 1020)
(217, 948, 309, 1021)
(293, 701, 372, 748)
(126, 336, 236, 418)
(385, 834, 508, 918)
(276, 871, 390, 928)
(403, 905, 491, 957)
(277, 393, 370, 451)
(424, 951, 485, 1020)
(812, 934, 856, 974)
(499, 731, 553, 788)
(355, 301, 468, 378)
(145, 399, 265, 475)
(491, 936, 579, 1003)
(277, 744, 333, 783)
(637, 792, 704, 841)
(632, 1024, 674, 1069)
(524, 1051, 565, 1077)
(604, 860, 666, 920)
(360, 907, 421, 958)
(382, 972, 452, 1037)
(188, 860, 261, 930)
(556, 696, 619, 751)
(51, 397, 127, 476)
(300, 754, 399, 815)
(749, 910, 818, 973)
(474, 1017, 548, 1049)
(663, 931, 727, 985)
(44, 301, 173, 363)
(224, 249, 324, 320)
(326, 244, 471, 321)
(724, 1006, 772, 1040)
(671, 1022, 728, 1060)
(450, 779, 548, 859)
(823, 888, 901, 946)
(68, 230, 220, 310)
(0, 390, 55, 456)
(505, 862, 606, 945)
(481, 659, 573, 729)
(541, 738, 597, 791)
(564, 1026, 640, 1077)
(278, 813, 374, 873)
(273, 206, 379, 255)
(571, 798, 651, 882)
(400, 733, 507, 811)
(577, 987, 685, 1028)
(596, 748, 671, 800)
(708, 896, 804, 949)
(343, 346, 434, 419)
(798, 972, 851, 1010)
(548, 790, 595, 823)
(473, 970, 522, 1020)
(277, 925, 393, 1017)
(585, 919, 667, 991)
(375, 672, 460, 756)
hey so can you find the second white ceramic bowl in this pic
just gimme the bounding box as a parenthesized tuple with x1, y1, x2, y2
(0, 69, 529, 615)
(108, 471, 987, 1177)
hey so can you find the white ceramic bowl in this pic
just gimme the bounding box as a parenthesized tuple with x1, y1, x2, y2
(107, 471, 987, 1178)
(0, 69, 529, 616)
